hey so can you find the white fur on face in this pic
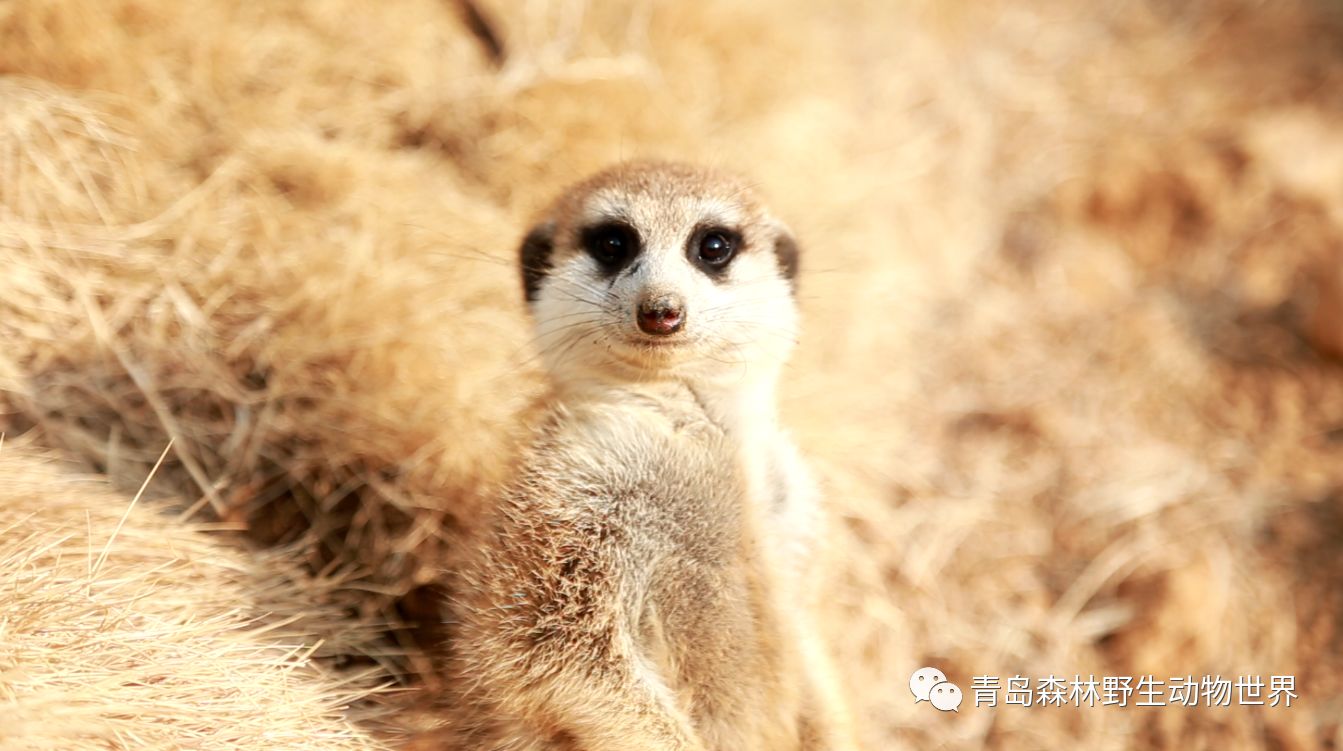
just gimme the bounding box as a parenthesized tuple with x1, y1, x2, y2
(531, 190, 798, 388)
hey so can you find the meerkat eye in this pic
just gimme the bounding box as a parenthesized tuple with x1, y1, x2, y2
(692, 228, 740, 273)
(581, 222, 639, 273)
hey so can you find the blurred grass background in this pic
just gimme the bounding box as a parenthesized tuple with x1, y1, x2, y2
(2, 0, 1343, 748)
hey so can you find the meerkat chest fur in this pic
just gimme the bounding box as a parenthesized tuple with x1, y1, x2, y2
(445, 162, 842, 751)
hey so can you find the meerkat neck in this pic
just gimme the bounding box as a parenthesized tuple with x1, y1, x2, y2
(550, 368, 783, 437)
(687, 375, 786, 510)
(681, 376, 781, 439)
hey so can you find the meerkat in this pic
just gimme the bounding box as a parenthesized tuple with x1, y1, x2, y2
(441, 161, 858, 751)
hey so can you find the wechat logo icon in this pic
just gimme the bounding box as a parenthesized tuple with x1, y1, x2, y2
(911, 666, 963, 713)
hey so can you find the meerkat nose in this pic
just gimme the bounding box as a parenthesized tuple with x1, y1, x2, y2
(636, 294, 686, 336)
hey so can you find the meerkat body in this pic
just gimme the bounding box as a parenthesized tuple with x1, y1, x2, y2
(443, 162, 857, 750)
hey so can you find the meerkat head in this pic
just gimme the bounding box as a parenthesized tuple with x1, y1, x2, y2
(517, 161, 800, 388)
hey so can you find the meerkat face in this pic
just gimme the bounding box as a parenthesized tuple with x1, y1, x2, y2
(519, 162, 800, 386)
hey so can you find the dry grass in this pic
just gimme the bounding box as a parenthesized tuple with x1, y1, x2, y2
(0, 443, 392, 750)
(3, 0, 1343, 748)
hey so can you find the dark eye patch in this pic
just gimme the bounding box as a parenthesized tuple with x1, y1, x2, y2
(580, 221, 641, 276)
(687, 225, 742, 280)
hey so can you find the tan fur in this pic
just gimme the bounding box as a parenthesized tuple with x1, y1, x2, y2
(441, 163, 858, 750)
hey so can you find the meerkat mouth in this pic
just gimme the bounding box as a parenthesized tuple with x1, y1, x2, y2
(625, 331, 696, 353)
(607, 335, 692, 369)
(632, 337, 684, 348)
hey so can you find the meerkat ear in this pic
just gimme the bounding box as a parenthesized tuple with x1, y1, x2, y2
(519, 220, 556, 303)
(770, 223, 800, 291)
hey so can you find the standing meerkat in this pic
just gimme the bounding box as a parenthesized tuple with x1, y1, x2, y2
(441, 161, 858, 750)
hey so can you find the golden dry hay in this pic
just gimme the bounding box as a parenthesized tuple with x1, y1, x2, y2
(0, 444, 391, 751)
(2, 0, 1343, 748)
(0, 72, 535, 633)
